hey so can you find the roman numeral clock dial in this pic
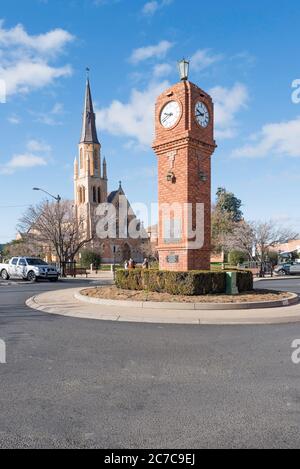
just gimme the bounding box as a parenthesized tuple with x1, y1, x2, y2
(195, 101, 209, 128)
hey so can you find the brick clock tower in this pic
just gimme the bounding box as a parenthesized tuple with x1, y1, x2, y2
(152, 60, 216, 271)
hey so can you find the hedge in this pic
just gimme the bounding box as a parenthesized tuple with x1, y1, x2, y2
(115, 269, 253, 296)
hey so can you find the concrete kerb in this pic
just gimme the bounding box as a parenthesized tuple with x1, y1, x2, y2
(25, 287, 300, 325)
(75, 289, 299, 311)
(254, 275, 300, 282)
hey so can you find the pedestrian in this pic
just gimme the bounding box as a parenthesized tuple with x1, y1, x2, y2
(124, 260, 129, 270)
(128, 258, 135, 269)
(142, 258, 149, 269)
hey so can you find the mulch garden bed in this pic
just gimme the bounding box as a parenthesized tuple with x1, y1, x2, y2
(80, 286, 293, 304)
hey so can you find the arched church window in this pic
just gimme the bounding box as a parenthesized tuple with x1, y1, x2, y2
(93, 186, 96, 203)
(97, 187, 101, 203)
(94, 149, 99, 170)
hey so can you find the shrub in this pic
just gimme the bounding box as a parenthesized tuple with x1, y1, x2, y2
(236, 270, 253, 292)
(115, 269, 253, 296)
(80, 250, 101, 269)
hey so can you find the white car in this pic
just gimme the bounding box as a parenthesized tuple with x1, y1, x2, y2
(275, 261, 300, 276)
(0, 257, 59, 282)
(290, 262, 300, 275)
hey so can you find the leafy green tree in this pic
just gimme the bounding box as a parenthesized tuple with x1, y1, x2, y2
(211, 206, 235, 253)
(216, 187, 243, 222)
(212, 188, 244, 253)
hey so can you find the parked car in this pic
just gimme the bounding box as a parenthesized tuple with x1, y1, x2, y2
(0, 257, 59, 282)
(274, 261, 300, 276)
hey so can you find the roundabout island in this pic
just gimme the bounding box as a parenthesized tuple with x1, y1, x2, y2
(26, 278, 300, 325)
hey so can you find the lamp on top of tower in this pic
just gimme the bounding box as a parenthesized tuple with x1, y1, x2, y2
(177, 58, 189, 81)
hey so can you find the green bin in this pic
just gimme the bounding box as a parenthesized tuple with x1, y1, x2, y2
(226, 272, 239, 295)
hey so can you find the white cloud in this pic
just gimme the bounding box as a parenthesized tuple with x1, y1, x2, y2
(0, 139, 51, 174)
(0, 21, 74, 56)
(129, 40, 173, 64)
(153, 62, 172, 78)
(96, 80, 170, 146)
(142, 0, 173, 16)
(0, 20, 74, 98)
(96, 79, 248, 147)
(26, 139, 51, 153)
(2, 61, 72, 97)
(210, 83, 249, 139)
(232, 117, 300, 158)
(7, 115, 21, 124)
(142, 1, 159, 15)
(190, 48, 223, 72)
(0, 154, 47, 174)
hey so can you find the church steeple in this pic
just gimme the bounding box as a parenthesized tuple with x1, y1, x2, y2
(80, 77, 100, 144)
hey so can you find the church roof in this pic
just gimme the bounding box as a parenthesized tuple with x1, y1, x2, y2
(80, 78, 100, 145)
(107, 190, 119, 203)
(107, 182, 124, 203)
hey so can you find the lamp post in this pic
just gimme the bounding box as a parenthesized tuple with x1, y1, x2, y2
(33, 187, 63, 275)
(33, 187, 61, 203)
(177, 58, 190, 81)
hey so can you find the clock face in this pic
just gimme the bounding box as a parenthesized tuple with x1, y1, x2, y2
(160, 101, 181, 128)
(195, 101, 209, 128)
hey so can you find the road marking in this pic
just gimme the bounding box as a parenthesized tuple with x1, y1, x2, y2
(0, 281, 31, 286)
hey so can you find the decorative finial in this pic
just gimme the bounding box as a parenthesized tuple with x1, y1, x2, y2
(86, 67, 90, 79)
(119, 180, 122, 189)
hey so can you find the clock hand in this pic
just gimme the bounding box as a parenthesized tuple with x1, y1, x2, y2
(162, 112, 173, 123)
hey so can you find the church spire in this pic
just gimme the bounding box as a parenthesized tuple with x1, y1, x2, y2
(80, 74, 100, 145)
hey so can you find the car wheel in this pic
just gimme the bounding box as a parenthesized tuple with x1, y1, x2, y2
(1, 269, 9, 280)
(278, 269, 287, 276)
(27, 271, 37, 282)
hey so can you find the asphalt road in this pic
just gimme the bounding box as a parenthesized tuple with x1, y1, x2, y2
(0, 278, 300, 449)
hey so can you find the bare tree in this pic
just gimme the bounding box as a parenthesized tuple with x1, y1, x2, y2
(224, 221, 255, 260)
(224, 219, 298, 263)
(252, 220, 298, 263)
(18, 199, 93, 275)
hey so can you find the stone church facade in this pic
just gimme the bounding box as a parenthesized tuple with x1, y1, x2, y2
(74, 78, 148, 264)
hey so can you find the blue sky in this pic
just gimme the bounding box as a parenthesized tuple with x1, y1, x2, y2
(0, 0, 300, 243)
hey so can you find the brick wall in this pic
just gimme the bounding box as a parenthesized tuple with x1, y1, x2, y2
(153, 80, 216, 271)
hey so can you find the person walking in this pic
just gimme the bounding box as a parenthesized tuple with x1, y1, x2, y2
(142, 258, 149, 269)
(129, 258, 136, 269)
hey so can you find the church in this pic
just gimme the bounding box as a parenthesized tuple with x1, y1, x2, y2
(73, 77, 148, 264)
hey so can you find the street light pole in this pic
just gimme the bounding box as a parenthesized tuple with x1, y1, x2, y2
(33, 187, 61, 203)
